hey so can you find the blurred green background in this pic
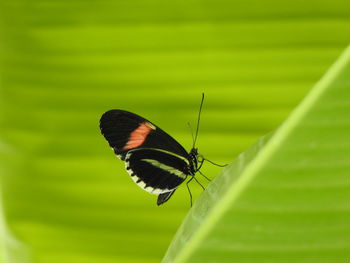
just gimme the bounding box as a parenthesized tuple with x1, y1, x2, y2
(1, 1, 350, 262)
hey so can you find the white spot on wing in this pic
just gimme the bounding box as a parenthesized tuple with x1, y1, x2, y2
(111, 147, 122, 159)
(146, 122, 156, 130)
(151, 188, 165, 194)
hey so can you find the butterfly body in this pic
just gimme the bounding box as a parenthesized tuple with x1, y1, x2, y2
(100, 109, 199, 205)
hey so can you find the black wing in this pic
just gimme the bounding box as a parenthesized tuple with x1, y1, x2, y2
(100, 110, 189, 160)
(125, 148, 191, 205)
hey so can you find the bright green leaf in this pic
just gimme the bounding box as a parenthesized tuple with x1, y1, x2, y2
(1, 1, 350, 263)
(163, 46, 350, 263)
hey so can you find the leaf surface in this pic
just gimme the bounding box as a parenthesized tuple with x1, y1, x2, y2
(163, 46, 350, 263)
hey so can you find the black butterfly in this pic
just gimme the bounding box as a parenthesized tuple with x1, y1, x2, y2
(100, 94, 223, 206)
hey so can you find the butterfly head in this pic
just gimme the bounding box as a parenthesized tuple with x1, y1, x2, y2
(187, 94, 205, 175)
(188, 148, 199, 174)
(189, 147, 198, 156)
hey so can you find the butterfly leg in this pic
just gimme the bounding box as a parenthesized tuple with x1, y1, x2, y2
(196, 159, 205, 172)
(193, 176, 205, 190)
(203, 157, 228, 167)
(198, 170, 211, 182)
(186, 176, 195, 207)
(195, 157, 211, 182)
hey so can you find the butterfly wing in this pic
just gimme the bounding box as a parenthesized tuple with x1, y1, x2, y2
(100, 110, 189, 160)
(125, 148, 191, 205)
(100, 110, 192, 205)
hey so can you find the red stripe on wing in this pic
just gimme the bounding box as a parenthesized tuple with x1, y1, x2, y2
(123, 122, 155, 150)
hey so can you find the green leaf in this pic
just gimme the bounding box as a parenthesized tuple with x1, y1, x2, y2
(2, 1, 350, 263)
(162, 46, 350, 263)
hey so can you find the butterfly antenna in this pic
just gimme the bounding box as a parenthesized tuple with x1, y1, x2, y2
(193, 93, 205, 148)
(187, 122, 195, 146)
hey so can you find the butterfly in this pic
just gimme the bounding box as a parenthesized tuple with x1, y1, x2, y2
(100, 93, 224, 206)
